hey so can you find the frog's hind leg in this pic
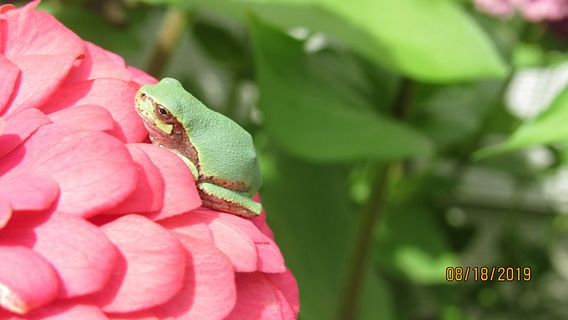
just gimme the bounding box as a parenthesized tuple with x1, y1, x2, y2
(198, 182, 262, 218)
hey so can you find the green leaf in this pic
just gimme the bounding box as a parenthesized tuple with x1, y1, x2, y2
(258, 149, 358, 319)
(193, 18, 250, 73)
(515, 45, 568, 69)
(251, 17, 431, 162)
(476, 86, 568, 159)
(411, 81, 502, 148)
(203, 0, 507, 82)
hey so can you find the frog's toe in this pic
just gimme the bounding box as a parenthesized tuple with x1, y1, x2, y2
(198, 182, 262, 218)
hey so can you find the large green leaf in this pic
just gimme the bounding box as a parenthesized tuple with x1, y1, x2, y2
(196, 0, 507, 82)
(411, 81, 502, 148)
(259, 148, 394, 319)
(477, 86, 568, 158)
(192, 18, 251, 73)
(251, 17, 431, 162)
(141, 0, 507, 81)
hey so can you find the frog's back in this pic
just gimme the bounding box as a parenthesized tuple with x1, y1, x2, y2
(185, 99, 262, 194)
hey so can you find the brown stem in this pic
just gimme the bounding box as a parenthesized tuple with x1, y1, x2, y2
(337, 78, 414, 320)
(392, 77, 414, 120)
(147, 8, 187, 77)
(337, 166, 390, 320)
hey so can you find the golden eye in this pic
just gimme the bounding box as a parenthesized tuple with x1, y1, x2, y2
(158, 106, 168, 115)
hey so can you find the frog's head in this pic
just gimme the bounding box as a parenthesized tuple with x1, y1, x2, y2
(134, 77, 201, 171)
(134, 77, 188, 136)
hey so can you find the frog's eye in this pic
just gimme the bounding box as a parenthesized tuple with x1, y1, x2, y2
(158, 106, 168, 115)
(155, 104, 173, 121)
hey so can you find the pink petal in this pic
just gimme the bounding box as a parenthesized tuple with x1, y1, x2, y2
(0, 4, 16, 15)
(106, 144, 164, 215)
(0, 124, 138, 218)
(108, 311, 159, 320)
(0, 197, 11, 229)
(0, 309, 23, 320)
(266, 270, 300, 318)
(48, 104, 114, 133)
(256, 241, 286, 273)
(225, 273, 284, 320)
(1, 5, 83, 59)
(182, 209, 258, 272)
(95, 215, 186, 313)
(134, 144, 201, 220)
(0, 117, 4, 135)
(160, 214, 214, 242)
(0, 1, 37, 17)
(0, 55, 19, 114)
(0, 108, 51, 159)
(215, 210, 270, 243)
(0, 4, 84, 116)
(214, 211, 286, 272)
(41, 79, 147, 143)
(0, 210, 53, 232)
(153, 235, 237, 320)
(65, 42, 132, 84)
(127, 67, 158, 86)
(275, 290, 295, 320)
(24, 303, 108, 320)
(107, 310, 159, 320)
(0, 208, 120, 300)
(0, 174, 59, 211)
(29, 214, 118, 299)
(7, 54, 78, 115)
(0, 246, 58, 314)
(103, 49, 127, 67)
(519, 0, 568, 21)
(474, 0, 515, 18)
(250, 205, 275, 240)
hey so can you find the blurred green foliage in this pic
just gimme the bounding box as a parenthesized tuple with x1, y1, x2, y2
(36, 0, 568, 318)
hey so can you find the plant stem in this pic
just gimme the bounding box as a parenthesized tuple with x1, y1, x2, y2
(147, 8, 187, 77)
(337, 78, 414, 320)
(392, 78, 414, 120)
(337, 166, 390, 320)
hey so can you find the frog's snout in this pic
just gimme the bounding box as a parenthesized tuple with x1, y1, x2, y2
(134, 91, 150, 113)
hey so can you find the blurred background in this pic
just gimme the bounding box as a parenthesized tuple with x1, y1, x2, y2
(15, 0, 568, 318)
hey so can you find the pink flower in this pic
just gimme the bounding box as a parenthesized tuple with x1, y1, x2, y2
(0, 1, 299, 319)
(474, 0, 516, 18)
(517, 0, 568, 22)
(475, 0, 568, 22)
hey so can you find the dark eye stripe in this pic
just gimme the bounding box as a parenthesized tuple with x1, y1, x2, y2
(155, 104, 173, 122)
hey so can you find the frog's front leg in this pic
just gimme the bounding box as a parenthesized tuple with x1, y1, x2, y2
(197, 182, 262, 218)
